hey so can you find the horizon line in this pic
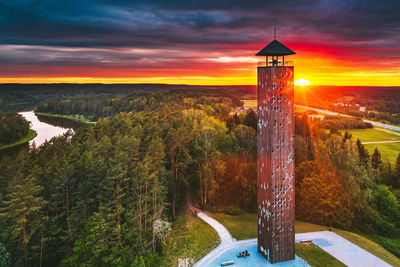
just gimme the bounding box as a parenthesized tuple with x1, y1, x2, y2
(0, 82, 399, 88)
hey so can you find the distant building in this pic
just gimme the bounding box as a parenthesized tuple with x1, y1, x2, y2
(359, 106, 366, 112)
(256, 38, 295, 263)
(229, 106, 249, 115)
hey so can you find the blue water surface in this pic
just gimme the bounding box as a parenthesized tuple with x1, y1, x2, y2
(312, 238, 333, 247)
(208, 245, 310, 267)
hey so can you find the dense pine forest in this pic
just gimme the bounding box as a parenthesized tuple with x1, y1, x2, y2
(0, 113, 30, 146)
(0, 89, 399, 266)
(0, 90, 256, 266)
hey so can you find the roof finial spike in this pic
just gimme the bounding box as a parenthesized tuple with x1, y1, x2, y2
(274, 25, 276, 40)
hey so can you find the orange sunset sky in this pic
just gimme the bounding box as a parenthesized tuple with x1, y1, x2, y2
(0, 0, 399, 86)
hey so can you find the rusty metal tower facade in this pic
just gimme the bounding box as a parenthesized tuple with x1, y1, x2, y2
(256, 38, 295, 263)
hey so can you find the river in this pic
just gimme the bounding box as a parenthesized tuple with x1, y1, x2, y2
(19, 111, 74, 147)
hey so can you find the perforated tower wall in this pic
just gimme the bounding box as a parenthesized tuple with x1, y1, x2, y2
(257, 66, 295, 263)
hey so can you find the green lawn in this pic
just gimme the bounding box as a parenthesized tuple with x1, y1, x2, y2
(340, 127, 400, 162)
(161, 215, 219, 267)
(208, 213, 331, 241)
(364, 142, 400, 163)
(295, 220, 330, 233)
(295, 243, 345, 267)
(0, 129, 37, 150)
(35, 112, 96, 124)
(207, 212, 400, 266)
(344, 128, 400, 142)
(208, 212, 257, 240)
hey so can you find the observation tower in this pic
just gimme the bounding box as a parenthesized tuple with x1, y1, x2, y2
(256, 36, 296, 263)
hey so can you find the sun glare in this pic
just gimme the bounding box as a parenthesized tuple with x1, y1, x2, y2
(294, 78, 311, 86)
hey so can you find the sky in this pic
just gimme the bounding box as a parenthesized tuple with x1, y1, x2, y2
(0, 0, 399, 86)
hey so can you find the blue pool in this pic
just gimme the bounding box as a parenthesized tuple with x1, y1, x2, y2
(207, 245, 310, 267)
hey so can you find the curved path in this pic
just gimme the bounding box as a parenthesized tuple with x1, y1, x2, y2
(192, 208, 254, 267)
(192, 208, 307, 267)
(193, 209, 392, 267)
(296, 231, 392, 267)
(196, 211, 235, 245)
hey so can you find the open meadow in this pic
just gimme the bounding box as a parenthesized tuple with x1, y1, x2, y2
(342, 127, 400, 163)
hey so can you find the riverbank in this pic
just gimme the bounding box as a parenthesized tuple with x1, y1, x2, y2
(0, 129, 37, 150)
(35, 112, 96, 124)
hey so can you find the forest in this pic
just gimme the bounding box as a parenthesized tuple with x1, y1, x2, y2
(0, 89, 399, 266)
(0, 113, 30, 146)
(315, 115, 373, 132)
(0, 84, 254, 111)
(0, 90, 256, 266)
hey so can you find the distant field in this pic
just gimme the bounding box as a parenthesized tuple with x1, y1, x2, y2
(341, 128, 400, 163)
(242, 99, 257, 109)
(364, 143, 400, 163)
(345, 128, 400, 142)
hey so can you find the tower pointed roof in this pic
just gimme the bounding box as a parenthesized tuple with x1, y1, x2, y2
(256, 39, 296, 56)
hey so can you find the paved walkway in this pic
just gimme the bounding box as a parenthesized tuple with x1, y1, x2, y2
(296, 231, 392, 267)
(194, 209, 392, 267)
(196, 211, 235, 245)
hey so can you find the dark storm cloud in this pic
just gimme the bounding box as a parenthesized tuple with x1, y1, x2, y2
(0, 0, 399, 65)
(0, 0, 398, 46)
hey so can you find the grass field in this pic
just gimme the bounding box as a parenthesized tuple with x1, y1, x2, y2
(0, 129, 37, 150)
(344, 128, 400, 142)
(341, 127, 400, 163)
(161, 215, 219, 266)
(207, 212, 400, 266)
(295, 243, 346, 267)
(208, 212, 257, 240)
(364, 142, 400, 163)
(208, 213, 330, 240)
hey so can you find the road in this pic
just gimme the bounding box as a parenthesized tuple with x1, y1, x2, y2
(362, 140, 400, 144)
(295, 104, 400, 133)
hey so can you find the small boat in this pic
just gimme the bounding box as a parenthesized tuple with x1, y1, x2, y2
(221, 260, 234, 266)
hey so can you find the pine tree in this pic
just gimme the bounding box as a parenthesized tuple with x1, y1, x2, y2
(356, 138, 369, 167)
(243, 109, 257, 130)
(1, 174, 48, 266)
(394, 153, 400, 188)
(233, 113, 240, 125)
(343, 130, 352, 144)
(371, 147, 382, 170)
(166, 117, 192, 217)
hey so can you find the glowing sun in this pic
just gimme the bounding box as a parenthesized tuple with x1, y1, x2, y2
(294, 78, 311, 86)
